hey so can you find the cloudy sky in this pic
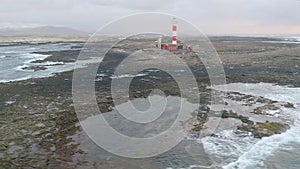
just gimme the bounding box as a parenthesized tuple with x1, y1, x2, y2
(0, 0, 300, 34)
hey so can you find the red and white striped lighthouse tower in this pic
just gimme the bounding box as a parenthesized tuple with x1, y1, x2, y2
(172, 17, 177, 45)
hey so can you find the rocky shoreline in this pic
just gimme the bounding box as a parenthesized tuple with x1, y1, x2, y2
(1, 36, 300, 168)
(192, 90, 293, 139)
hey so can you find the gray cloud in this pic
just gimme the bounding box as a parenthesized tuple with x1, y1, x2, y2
(86, 0, 178, 10)
(0, 0, 299, 34)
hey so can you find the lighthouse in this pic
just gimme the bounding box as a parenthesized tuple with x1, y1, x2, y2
(172, 17, 177, 45)
(156, 17, 188, 52)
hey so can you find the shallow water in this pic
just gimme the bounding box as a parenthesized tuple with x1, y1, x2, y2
(72, 95, 214, 169)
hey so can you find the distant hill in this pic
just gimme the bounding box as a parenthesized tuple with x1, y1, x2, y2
(0, 26, 88, 37)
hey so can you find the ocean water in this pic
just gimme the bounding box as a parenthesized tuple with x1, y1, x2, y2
(226, 34, 300, 44)
(0, 43, 80, 83)
(202, 83, 300, 169)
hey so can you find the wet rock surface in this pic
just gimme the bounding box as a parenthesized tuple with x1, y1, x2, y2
(1, 36, 300, 168)
(22, 66, 48, 71)
(237, 122, 290, 138)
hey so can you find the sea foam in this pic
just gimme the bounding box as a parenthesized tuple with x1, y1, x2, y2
(206, 83, 300, 168)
